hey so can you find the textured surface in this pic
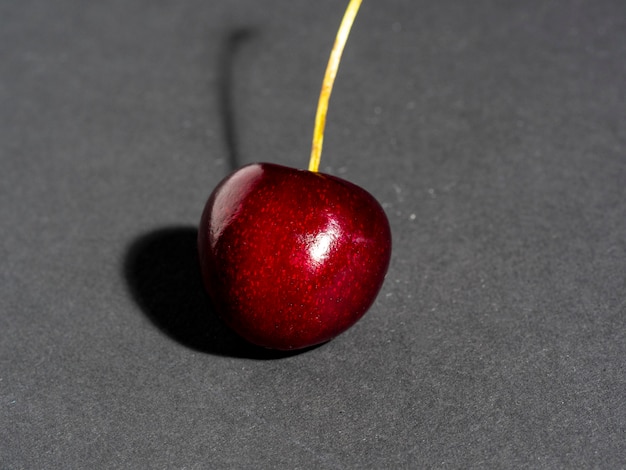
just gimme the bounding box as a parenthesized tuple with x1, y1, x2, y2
(2, 0, 625, 468)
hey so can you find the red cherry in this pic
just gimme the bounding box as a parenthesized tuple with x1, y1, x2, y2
(197, 0, 380, 350)
(198, 163, 391, 350)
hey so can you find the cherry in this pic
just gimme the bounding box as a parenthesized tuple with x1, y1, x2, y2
(197, 0, 391, 349)
(198, 162, 391, 350)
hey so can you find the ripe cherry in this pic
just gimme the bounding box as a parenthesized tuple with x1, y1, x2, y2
(198, 162, 391, 350)
(198, 0, 391, 350)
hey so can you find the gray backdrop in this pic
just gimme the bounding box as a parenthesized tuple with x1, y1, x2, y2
(2, 0, 625, 468)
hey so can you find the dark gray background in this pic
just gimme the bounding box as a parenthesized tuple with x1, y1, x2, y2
(2, 0, 625, 468)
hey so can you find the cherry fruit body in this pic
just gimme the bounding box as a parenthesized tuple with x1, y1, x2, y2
(198, 163, 391, 350)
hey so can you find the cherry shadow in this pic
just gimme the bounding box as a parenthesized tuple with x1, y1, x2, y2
(124, 227, 313, 359)
(123, 29, 320, 358)
(219, 28, 256, 172)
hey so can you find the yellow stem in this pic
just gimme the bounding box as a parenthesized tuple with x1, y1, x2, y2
(308, 0, 362, 172)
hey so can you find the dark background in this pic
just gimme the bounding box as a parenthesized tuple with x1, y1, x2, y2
(2, 0, 625, 468)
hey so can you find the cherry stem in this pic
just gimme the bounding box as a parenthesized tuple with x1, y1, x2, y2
(308, 0, 362, 173)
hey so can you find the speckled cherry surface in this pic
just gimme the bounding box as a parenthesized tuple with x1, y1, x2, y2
(198, 162, 391, 350)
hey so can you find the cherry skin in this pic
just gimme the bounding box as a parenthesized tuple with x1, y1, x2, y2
(198, 162, 391, 350)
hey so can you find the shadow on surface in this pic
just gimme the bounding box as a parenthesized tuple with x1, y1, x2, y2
(219, 28, 256, 172)
(124, 227, 309, 359)
(123, 30, 318, 359)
